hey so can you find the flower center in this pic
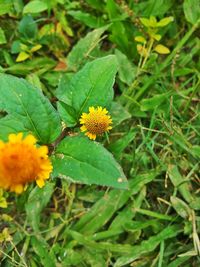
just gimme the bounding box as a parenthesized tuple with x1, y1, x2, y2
(85, 117, 109, 134)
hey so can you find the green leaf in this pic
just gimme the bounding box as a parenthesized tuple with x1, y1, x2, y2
(115, 49, 136, 86)
(170, 196, 192, 219)
(67, 25, 110, 72)
(25, 182, 55, 232)
(110, 101, 131, 127)
(140, 18, 151, 27)
(0, 74, 61, 144)
(108, 129, 137, 159)
(73, 169, 161, 234)
(23, 0, 48, 14)
(61, 56, 118, 121)
(52, 136, 128, 189)
(156, 16, 174, 27)
(0, 116, 27, 141)
(114, 225, 181, 266)
(57, 101, 77, 127)
(0, 0, 13, 16)
(183, 0, 200, 24)
(140, 92, 170, 111)
(168, 165, 200, 210)
(0, 27, 7, 44)
(31, 237, 56, 267)
(67, 10, 105, 28)
(18, 15, 38, 39)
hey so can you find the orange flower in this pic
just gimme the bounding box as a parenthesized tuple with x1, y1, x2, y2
(80, 106, 112, 140)
(0, 133, 52, 194)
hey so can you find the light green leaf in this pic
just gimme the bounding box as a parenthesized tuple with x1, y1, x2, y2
(183, 0, 200, 24)
(52, 136, 128, 189)
(67, 25, 110, 72)
(140, 18, 151, 27)
(156, 16, 174, 27)
(23, 0, 48, 14)
(0, 0, 13, 16)
(0, 74, 61, 143)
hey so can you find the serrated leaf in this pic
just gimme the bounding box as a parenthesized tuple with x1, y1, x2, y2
(0, 74, 61, 143)
(52, 136, 128, 189)
(67, 25, 110, 71)
(154, 44, 170, 54)
(23, 0, 48, 14)
(62, 56, 118, 122)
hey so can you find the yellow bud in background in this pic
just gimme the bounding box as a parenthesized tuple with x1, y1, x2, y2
(154, 44, 170, 54)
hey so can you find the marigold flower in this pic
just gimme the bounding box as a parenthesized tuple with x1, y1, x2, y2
(0, 133, 52, 194)
(80, 106, 112, 140)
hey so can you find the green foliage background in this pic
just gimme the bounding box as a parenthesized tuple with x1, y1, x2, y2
(0, 0, 199, 266)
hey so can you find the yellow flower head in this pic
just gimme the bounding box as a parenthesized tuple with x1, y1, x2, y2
(0, 133, 52, 194)
(79, 106, 112, 140)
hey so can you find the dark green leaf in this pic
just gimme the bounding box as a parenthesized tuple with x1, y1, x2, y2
(62, 56, 118, 121)
(0, 74, 61, 143)
(57, 101, 77, 127)
(52, 136, 128, 189)
(18, 15, 38, 39)
(0, 115, 27, 141)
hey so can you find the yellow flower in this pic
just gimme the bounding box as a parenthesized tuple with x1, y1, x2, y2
(0, 133, 52, 194)
(80, 106, 112, 140)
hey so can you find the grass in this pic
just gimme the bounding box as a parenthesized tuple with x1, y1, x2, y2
(0, 0, 200, 266)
